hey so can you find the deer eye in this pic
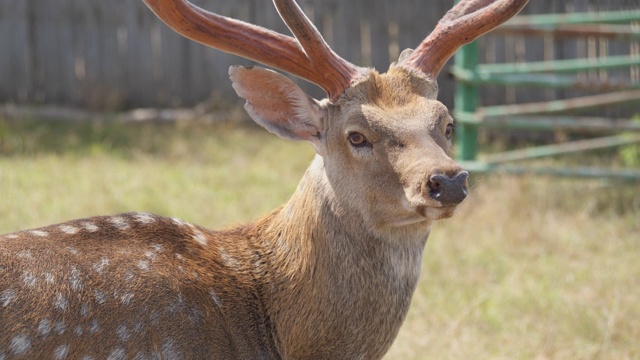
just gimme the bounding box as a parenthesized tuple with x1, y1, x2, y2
(348, 132, 369, 147)
(445, 123, 456, 140)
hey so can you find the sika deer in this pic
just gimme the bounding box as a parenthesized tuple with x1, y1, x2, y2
(0, 1, 527, 359)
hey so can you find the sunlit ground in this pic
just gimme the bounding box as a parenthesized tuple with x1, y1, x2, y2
(1, 118, 638, 359)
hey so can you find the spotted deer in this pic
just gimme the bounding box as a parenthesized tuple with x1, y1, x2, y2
(0, 0, 526, 359)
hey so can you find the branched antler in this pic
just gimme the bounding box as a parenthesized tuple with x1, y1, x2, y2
(401, 0, 528, 79)
(143, 0, 527, 99)
(143, 0, 365, 101)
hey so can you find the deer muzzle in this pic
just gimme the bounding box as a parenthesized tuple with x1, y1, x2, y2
(427, 171, 469, 206)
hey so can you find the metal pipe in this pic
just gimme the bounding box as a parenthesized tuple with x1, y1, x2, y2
(480, 134, 640, 164)
(471, 55, 640, 75)
(456, 115, 640, 132)
(459, 161, 640, 180)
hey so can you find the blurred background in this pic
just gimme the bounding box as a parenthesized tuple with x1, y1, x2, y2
(0, 0, 639, 358)
(0, 0, 635, 110)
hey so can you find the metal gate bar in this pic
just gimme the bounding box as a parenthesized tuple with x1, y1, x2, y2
(452, 8, 640, 180)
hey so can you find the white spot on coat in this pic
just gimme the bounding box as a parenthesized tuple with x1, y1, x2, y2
(116, 324, 130, 342)
(55, 293, 68, 311)
(55, 321, 66, 335)
(109, 216, 129, 230)
(74, 325, 84, 336)
(89, 320, 100, 334)
(219, 248, 239, 268)
(38, 319, 52, 337)
(10, 334, 31, 355)
(16, 250, 34, 260)
(151, 244, 163, 252)
(83, 222, 99, 232)
(44, 272, 55, 284)
(192, 230, 208, 246)
(31, 230, 49, 237)
(59, 225, 79, 235)
(6, 234, 19, 239)
(162, 339, 181, 359)
(54, 344, 69, 359)
(80, 303, 90, 317)
(137, 260, 150, 272)
(121, 293, 134, 305)
(70, 266, 83, 291)
(22, 272, 37, 288)
(123, 270, 136, 282)
(94, 289, 106, 304)
(107, 347, 126, 360)
(171, 218, 186, 226)
(1, 289, 16, 307)
(133, 212, 156, 224)
(67, 247, 79, 255)
(210, 290, 221, 308)
(93, 257, 109, 274)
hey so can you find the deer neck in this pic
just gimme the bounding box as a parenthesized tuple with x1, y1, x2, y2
(257, 155, 431, 358)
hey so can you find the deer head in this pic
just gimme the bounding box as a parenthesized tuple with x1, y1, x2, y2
(144, 0, 526, 232)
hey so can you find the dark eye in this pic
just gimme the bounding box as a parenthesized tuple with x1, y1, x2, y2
(445, 123, 455, 140)
(348, 132, 369, 147)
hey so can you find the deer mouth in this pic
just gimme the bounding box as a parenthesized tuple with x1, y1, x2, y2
(415, 204, 459, 220)
(398, 197, 460, 224)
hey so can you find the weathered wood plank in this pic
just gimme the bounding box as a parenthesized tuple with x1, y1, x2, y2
(0, 0, 637, 114)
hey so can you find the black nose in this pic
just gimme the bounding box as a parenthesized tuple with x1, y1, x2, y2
(428, 171, 469, 206)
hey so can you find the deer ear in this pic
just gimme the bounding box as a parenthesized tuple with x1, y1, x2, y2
(229, 66, 326, 151)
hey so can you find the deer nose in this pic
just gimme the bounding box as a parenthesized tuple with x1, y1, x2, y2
(427, 171, 469, 206)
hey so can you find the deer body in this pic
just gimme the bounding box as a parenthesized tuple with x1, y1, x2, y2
(1, 1, 527, 358)
(1, 68, 435, 359)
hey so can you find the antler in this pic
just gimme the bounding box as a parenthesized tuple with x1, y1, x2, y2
(401, 0, 528, 79)
(143, 0, 364, 101)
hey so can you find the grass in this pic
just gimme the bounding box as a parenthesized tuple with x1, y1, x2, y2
(390, 177, 639, 359)
(1, 118, 639, 359)
(0, 118, 312, 230)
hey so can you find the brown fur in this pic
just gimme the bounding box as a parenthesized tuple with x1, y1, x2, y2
(0, 67, 467, 359)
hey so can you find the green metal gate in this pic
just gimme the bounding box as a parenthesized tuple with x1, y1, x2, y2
(451, 9, 640, 180)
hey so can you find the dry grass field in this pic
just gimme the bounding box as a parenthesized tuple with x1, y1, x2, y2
(1, 118, 638, 359)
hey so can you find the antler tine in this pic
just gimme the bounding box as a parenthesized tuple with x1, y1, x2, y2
(272, 0, 364, 100)
(143, 0, 363, 101)
(402, 0, 528, 79)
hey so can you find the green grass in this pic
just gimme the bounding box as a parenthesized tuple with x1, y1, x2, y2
(0, 118, 314, 230)
(1, 118, 639, 359)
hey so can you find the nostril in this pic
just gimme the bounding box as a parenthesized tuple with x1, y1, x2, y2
(428, 174, 445, 200)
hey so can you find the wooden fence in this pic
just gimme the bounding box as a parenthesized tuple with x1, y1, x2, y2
(0, 0, 638, 111)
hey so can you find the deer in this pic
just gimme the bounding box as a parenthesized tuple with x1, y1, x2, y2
(0, 0, 526, 359)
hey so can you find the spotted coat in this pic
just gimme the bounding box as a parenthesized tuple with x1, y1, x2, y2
(0, 213, 278, 359)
